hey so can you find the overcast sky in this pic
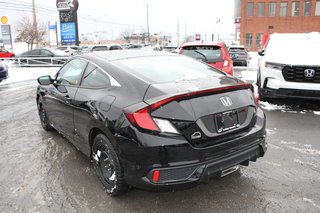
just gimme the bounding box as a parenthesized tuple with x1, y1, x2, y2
(1, 0, 236, 41)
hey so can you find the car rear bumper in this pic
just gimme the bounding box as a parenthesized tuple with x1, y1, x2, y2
(117, 108, 267, 191)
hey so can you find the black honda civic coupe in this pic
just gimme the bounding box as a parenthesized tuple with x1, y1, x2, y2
(36, 50, 267, 196)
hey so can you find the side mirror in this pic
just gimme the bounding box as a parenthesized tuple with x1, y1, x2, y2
(258, 49, 265, 56)
(37, 75, 53, 85)
(231, 53, 238, 60)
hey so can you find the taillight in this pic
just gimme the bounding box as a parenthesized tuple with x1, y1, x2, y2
(222, 60, 229, 70)
(125, 108, 160, 132)
(250, 85, 259, 106)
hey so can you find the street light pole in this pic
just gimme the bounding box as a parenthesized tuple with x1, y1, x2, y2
(146, 4, 150, 43)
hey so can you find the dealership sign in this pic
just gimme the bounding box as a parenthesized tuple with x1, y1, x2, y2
(56, 0, 79, 11)
(60, 22, 76, 44)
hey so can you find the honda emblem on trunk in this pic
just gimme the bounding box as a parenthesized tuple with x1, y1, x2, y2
(304, 69, 315, 78)
(220, 96, 232, 107)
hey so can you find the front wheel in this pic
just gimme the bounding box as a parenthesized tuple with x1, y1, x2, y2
(92, 134, 129, 196)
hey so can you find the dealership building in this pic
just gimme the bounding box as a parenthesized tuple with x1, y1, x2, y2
(235, 0, 320, 51)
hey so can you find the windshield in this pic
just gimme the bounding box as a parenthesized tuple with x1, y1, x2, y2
(181, 46, 223, 63)
(115, 55, 223, 84)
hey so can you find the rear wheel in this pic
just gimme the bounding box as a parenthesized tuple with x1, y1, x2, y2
(38, 103, 54, 131)
(92, 134, 129, 196)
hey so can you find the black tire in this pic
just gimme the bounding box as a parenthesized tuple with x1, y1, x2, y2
(38, 103, 54, 131)
(92, 134, 129, 196)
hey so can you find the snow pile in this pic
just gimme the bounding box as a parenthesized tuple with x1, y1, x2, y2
(259, 101, 286, 111)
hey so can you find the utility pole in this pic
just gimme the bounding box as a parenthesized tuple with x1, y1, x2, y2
(177, 19, 179, 44)
(146, 4, 150, 43)
(32, 0, 38, 48)
(184, 22, 187, 42)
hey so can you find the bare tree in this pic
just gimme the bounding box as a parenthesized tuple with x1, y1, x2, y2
(121, 27, 134, 42)
(15, 16, 47, 50)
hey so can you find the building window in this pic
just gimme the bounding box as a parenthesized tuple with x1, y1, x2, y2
(247, 3, 254, 16)
(292, 1, 300, 16)
(303, 0, 311, 16)
(316, 0, 320, 16)
(258, 3, 265, 16)
(256, 33, 263, 48)
(245, 33, 253, 48)
(269, 2, 277, 16)
(280, 2, 288, 16)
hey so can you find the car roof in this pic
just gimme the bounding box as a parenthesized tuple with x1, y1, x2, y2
(81, 50, 175, 61)
(181, 41, 225, 47)
(229, 45, 245, 48)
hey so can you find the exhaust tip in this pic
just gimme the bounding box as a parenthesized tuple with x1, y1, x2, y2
(221, 165, 240, 177)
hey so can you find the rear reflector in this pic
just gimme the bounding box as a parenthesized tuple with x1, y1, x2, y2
(152, 170, 160, 182)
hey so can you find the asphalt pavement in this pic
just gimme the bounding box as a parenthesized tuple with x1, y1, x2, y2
(0, 71, 320, 212)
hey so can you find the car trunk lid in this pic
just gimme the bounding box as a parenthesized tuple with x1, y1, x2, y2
(144, 77, 257, 147)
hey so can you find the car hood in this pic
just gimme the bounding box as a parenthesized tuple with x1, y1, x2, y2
(265, 52, 320, 66)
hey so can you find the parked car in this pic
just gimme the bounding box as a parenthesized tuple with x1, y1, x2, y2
(57, 46, 82, 55)
(0, 48, 15, 58)
(0, 61, 9, 82)
(82, 44, 123, 53)
(257, 33, 320, 101)
(128, 44, 143, 49)
(121, 44, 131, 49)
(178, 41, 235, 76)
(16, 48, 69, 65)
(228, 45, 248, 66)
(36, 50, 266, 196)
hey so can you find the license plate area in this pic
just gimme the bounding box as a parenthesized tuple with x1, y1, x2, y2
(215, 110, 240, 133)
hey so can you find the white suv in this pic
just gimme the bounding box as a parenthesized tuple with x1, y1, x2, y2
(257, 33, 320, 101)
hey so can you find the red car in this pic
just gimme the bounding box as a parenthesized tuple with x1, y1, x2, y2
(178, 41, 234, 76)
(0, 49, 15, 58)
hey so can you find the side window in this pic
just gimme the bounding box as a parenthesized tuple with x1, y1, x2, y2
(109, 45, 122, 50)
(56, 59, 87, 86)
(30, 49, 40, 55)
(92, 46, 108, 51)
(81, 63, 111, 87)
(41, 49, 53, 56)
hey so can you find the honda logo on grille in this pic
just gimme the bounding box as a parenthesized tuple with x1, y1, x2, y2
(220, 96, 232, 107)
(304, 69, 315, 78)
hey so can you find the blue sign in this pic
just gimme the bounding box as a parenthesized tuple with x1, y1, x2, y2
(60, 22, 76, 44)
(49, 24, 57, 30)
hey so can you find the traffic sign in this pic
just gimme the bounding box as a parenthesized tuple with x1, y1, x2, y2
(1, 16, 8, 24)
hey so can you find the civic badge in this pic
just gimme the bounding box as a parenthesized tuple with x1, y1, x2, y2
(304, 69, 315, 78)
(220, 96, 232, 107)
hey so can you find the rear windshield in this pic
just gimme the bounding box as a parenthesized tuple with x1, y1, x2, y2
(181, 46, 223, 63)
(229, 47, 245, 51)
(115, 55, 223, 84)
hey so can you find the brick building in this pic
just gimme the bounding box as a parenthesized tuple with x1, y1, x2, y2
(235, 0, 320, 51)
